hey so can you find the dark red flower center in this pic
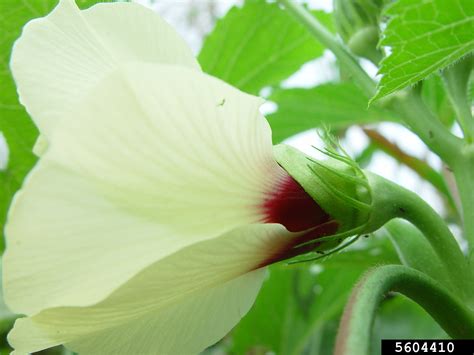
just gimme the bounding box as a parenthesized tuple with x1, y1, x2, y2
(259, 169, 339, 266)
(263, 171, 330, 232)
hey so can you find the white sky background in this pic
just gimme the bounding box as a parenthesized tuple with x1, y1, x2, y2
(0, 0, 445, 217)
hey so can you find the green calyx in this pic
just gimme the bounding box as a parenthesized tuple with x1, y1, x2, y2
(334, 0, 385, 63)
(273, 144, 372, 234)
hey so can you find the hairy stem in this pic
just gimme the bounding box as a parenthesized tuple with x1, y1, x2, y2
(277, 0, 375, 97)
(451, 146, 474, 273)
(367, 173, 473, 300)
(396, 88, 463, 164)
(334, 265, 474, 355)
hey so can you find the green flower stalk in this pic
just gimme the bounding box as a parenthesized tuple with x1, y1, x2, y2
(275, 144, 472, 298)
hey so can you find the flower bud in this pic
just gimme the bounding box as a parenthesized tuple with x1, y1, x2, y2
(333, 0, 385, 63)
(273, 144, 372, 244)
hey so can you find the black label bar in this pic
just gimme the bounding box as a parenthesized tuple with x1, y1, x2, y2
(382, 339, 474, 355)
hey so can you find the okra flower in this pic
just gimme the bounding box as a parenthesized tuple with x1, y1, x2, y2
(3, 1, 370, 354)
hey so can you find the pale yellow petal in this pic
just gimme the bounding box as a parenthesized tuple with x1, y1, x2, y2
(10, 272, 263, 355)
(8, 224, 293, 354)
(4, 64, 283, 316)
(4, 159, 186, 316)
(10, 0, 199, 137)
(44, 63, 280, 226)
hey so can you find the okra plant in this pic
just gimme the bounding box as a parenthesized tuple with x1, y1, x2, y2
(0, 0, 472, 354)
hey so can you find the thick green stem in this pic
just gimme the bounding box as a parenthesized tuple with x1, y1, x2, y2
(277, 0, 375, 98)
(366, 173, 473, 300)
(396, 88, 463, 164)
(441, 56, 474, 269)
(334, 265, 474, 355)
(451, 146, 474, 272)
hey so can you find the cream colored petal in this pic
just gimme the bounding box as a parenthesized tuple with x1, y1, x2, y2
(10, 0, 199, 137)
(8, 224, 293, 354)
(45, 63, 282, 228)
(10, 272, 263, 355)
(4, 159, 193, 316)
(4, 64, 283, 316)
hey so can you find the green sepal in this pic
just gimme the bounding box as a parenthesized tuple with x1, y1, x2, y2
(273, 144, 371, 233)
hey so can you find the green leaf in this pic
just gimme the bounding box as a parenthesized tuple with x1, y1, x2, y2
(302, 318, 339, 355)
(198, 0, 333, 95)
(316, 233, 400, 269)
(0, 259, 16, 335)
(0, 0, 111, 251)
(229, 263, 362, 355)
(371, 295, 447, 351)
(268, 82, 398, 143)
(355, 143, 378, 167)
(421, 74, 456, 127)
(372, 0, 474, 102)
(0, 257, 16, 353)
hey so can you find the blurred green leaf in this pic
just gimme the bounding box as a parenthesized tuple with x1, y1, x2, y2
(371, 295, 447, 354)
(422, 75, 456, 128)
(0, 257, 15, 353)
(0, 0, 112, 251)
(355, 143, 378, 167)
(198, 0, 333, 95)
(316, 233, 400, 270)
(0, 0, 44, 252)
(230, 234, 400, 354)
(0, 271, 15, 335)
(230, 263, 361, 355)
(268, 83, 398, 143)
(303, 318, 339, 355)
(372, 0, 474, 102)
